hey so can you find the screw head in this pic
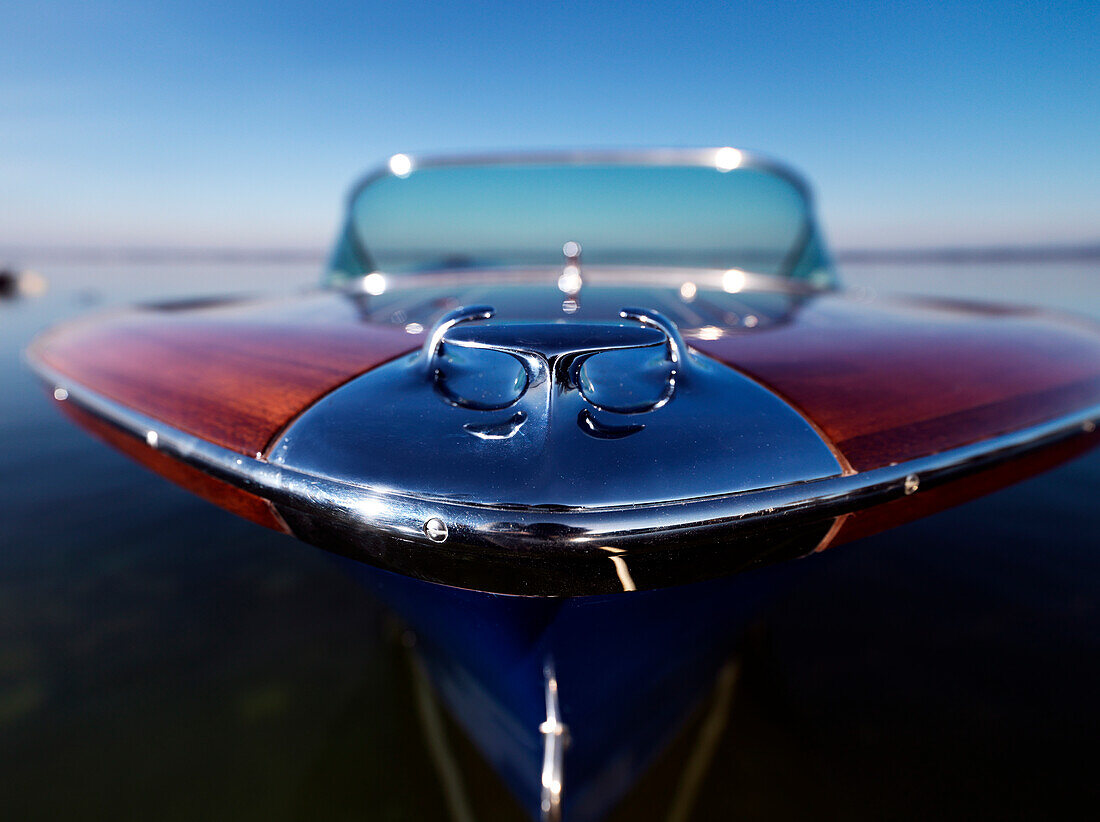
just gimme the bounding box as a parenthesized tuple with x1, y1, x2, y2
(903, 474, 920, 495)
(424, 517, 448, 542)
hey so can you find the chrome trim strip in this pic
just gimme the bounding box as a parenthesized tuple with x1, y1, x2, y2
(621, 306, 688, 373)
(422, 303, 495, 375)
(29, 355, 1100, 560)
(338, 149, 825, 286)
(346, 147, 816, 206)
(339, 265, 831, 297)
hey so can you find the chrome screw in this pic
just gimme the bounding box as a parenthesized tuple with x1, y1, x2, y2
(424, 517, 448, 542)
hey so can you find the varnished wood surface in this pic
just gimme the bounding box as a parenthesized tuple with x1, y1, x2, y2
(29, 284, 1100, 559)
(693, 293, 1100, 471)
(59, 402, 290, 531)
(32, 292, 423, 457)
(33, 287, 1100, 480)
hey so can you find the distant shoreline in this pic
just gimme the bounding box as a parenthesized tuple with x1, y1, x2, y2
(2, 243, 1098, 266)
(0, 247, 328, 265)
(835, 244, 1100, 264)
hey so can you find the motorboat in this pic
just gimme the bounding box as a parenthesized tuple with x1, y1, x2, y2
(25, 149, 1100, 820)
(27, 149, 1100, 598)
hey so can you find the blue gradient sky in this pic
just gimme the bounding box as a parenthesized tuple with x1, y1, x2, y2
(2, 1, 1097, 251)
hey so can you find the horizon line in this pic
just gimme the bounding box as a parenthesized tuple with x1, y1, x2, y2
(2, 242, 1099, 267)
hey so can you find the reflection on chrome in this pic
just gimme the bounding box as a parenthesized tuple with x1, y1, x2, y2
(362, 271, 387, 296)
(722, 267, 747, 293)
(557, 265, 582, 295)
(620, 306, 687, 374)
(340, 265, 828, 308)
(576, 408, 645, 440)
(695, 325, 724, 341)
(600, 546, 637, 592)
(714, 146, 742, 171)
(463, 411, 528, 440)
(422, 304, 496, 376)
(356, 496, 386, 519)
(388, 152, 413, 177)
(539, 660, 566, 822)
(426, 306, 683, 420)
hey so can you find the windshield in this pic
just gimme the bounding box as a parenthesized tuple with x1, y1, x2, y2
(327, 154, 834, 284)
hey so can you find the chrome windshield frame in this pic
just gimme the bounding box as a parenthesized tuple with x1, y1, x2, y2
(331, 148, 829, 286)
(337, 264, 836, 301)
(345, 147, 816, 206)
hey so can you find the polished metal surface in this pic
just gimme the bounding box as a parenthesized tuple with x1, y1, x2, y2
(346, 147, 816, 206)
(267, 306, 843, 510)
(423, 517, 448, 543)
(559, 241, 583, 297)
(430, 306, 675, 414)
(342, 264, 830, 302)
(27, 354, 1100, 595)
(422, 304, 494, 376)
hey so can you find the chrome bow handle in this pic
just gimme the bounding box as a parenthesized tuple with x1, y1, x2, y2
(422, 305, 689, 418)
(422, 304, 495, 376)
(619, 307, 689, 375)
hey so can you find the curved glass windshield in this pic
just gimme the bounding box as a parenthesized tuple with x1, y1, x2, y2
(327, 157, 833, 284)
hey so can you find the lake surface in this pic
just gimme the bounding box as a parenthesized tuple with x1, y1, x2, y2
(1, 259, 1098, 820)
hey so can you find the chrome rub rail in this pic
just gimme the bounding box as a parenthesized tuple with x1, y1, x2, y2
(30, 357, 1100, 591)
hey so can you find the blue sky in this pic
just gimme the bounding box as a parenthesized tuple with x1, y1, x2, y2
(2, 1, 1097, 251)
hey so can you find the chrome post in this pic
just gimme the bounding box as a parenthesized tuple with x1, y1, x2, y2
(422, 304, 494, 376)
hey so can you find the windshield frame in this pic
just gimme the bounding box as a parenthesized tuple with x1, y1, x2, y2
(326, 148, 834, 288)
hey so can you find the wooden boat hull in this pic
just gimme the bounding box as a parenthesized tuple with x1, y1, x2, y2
(27, 285, 1100, 595)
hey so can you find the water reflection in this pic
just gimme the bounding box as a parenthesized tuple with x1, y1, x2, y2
(340, 558, 803, 821)
(2, 260, 1100, 820)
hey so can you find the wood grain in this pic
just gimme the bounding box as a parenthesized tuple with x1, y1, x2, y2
(693, 293, 1100, 471)
(32, 292, 423, 457)
(33, 287, 1100, 484)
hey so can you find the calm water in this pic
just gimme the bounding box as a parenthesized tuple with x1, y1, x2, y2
(1, 260, 1098, 820)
